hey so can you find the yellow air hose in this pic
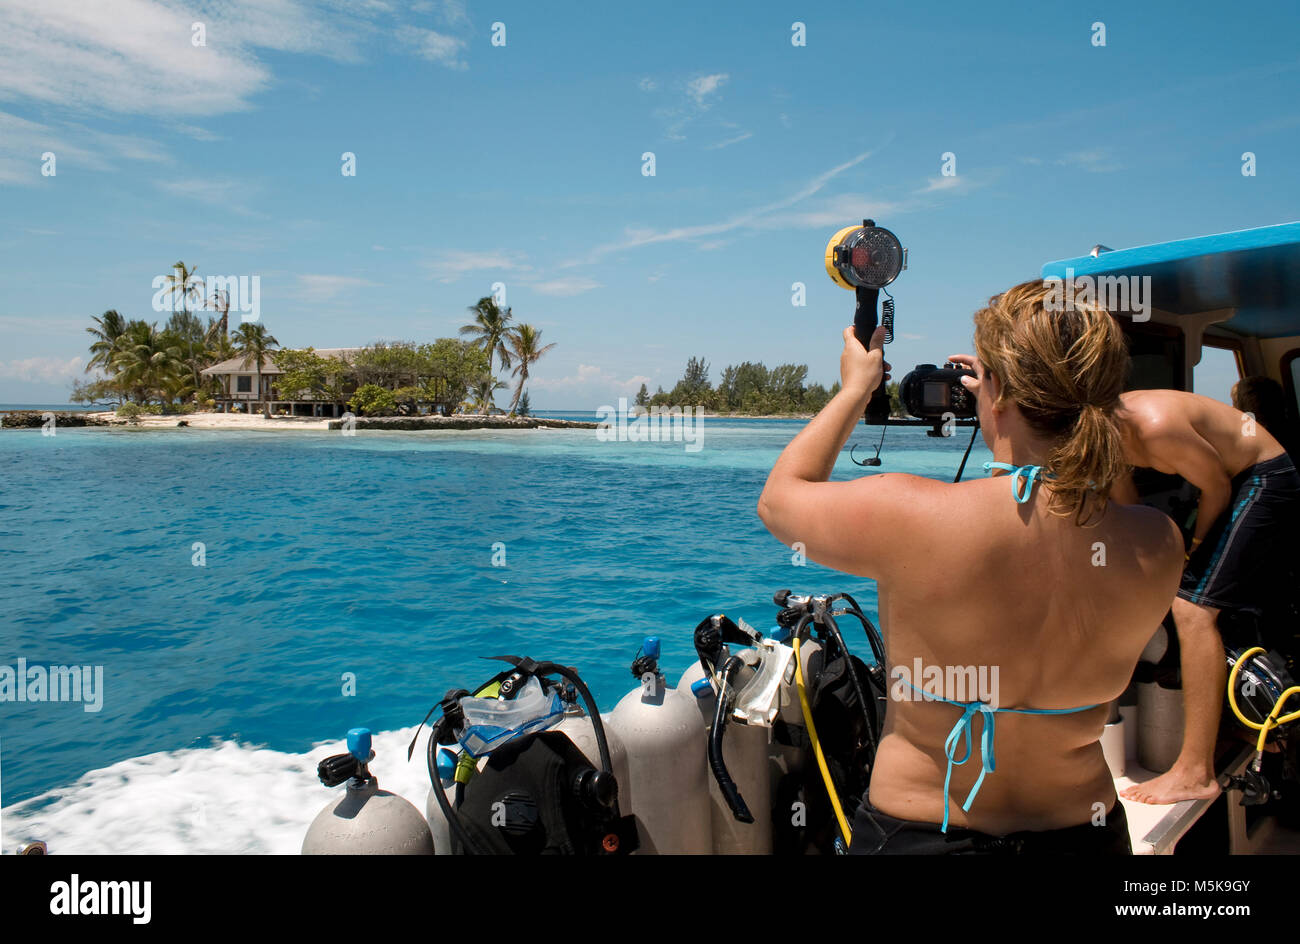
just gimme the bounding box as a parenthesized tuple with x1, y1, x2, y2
(793, 635, 852, 846)
(1227, 646, 1300, 761)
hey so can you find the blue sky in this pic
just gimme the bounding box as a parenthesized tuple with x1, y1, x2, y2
(1, 0, 1297, 407)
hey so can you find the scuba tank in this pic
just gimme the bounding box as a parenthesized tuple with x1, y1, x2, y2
(679, 657, 773, 854)
(608, 637, 713, 854)
(303, 728, 434, 855)
(680, 614, 785, 855)
(425, 744, 459, 855)
(768, 590, 885, 854)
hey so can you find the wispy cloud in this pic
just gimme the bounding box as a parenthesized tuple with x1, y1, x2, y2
(0, 110, 179, 187)
(532, 277, 602, 297)
(1055, 148, 1122, 173)
(705, 131, 752, 150)
(176, 123, 223, 142)
(568, 143, 891, 265)
(0, 354, 85, 383)
(413, 0, 470, 28)
(0, 0, 270, 115)
(914, 175, 964, 194)
(530, 364, 648, 396)
(155, 176, 264, 216)
(296, 274, 379, 300)
(687, 73, 728, 105)
(397, 26, 468, 70)
(0, 315, 86, 335)
(0, 0, 470, 119)
(0, 110, 120, 184)
(423, 250, 533, 283)
(654, 71, 731, 140)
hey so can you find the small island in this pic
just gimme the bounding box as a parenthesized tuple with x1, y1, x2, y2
(633, 356, 902, 418)
(4, 264, 573, 431)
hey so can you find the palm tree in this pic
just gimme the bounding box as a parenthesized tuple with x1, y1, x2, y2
(86, 309, 128, 373)
(504, 324, 555, 416)
(165, 311, 209, 401)
(161, 261, 203, 319)
(110, 320, 183, 404)
(207, 288, 231, 342)
(459, 297, 514, 372)
(467, 374, 508, 415)
(232, 322, 280, 417)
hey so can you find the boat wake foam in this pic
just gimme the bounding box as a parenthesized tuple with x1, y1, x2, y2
(2, 726, 434, 855)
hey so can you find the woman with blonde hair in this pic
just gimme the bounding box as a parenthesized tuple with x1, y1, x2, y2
(758, 279, 1184, 853)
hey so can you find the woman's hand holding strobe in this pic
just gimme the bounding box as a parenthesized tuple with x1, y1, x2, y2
(841, 325, 890, 399)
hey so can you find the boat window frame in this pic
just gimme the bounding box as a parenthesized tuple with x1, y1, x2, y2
(1121, 320, 1187, 392)
(1280, 348, 1300, 419)
(1199, 334, 1245, 400)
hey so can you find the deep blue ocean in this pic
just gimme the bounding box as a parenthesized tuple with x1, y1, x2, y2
(0, 412, 989, 852)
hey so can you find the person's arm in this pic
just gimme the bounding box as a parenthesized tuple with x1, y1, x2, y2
(758, 326, 933, 579)
(1149, 430, 1233, 554)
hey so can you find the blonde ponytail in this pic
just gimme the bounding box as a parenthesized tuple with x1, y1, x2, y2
(973, 279, 1130, 524)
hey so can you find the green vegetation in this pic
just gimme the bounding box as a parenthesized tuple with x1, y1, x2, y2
(644, 356, 903, 416)
(76, 265, 551, 419)
(232, 322, 279, 418)
(645, 357, 838, 414)
(271, 348, 350, 406)
(115, 402, 143, 424)
(465, 374, 508, 414)
(74, 261, 242, 409)
(348, 384, 399, 417)
(458, 296, 556, 417)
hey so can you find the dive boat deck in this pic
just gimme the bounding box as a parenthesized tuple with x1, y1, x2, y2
(1116, 744, 1300, 854)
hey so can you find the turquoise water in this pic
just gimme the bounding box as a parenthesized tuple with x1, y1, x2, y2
(0, 416, 988, 852)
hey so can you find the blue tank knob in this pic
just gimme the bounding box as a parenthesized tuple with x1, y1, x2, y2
(642, 636, 661, 660)
(691, 677, 715, 699)
(436, 747, 458, 787)
(347, 727, 372, 762)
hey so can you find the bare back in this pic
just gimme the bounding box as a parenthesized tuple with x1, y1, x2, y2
(1118, 389, 1284, 476)
(865, 473, 1183, 833)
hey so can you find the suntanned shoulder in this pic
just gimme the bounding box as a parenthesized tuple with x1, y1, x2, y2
(1111, 500, 1185, 580)
(1118, 389, 1183, 434)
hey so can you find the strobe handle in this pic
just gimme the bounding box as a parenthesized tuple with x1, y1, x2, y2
(854, 285, 879, 348)
(855, 286, 891, 424)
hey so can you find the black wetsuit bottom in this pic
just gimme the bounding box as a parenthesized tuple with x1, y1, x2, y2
(846, 793, 1131, 855)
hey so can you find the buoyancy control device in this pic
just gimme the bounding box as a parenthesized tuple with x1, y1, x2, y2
(414, 655, 638, 855)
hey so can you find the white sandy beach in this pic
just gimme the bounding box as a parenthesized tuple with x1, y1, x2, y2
(86, 410, 334, 430)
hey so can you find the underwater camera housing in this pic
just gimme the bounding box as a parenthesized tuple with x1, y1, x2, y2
(899, 363, 977, 425)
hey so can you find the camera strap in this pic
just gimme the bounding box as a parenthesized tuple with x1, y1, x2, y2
(953, 421, 980, 483)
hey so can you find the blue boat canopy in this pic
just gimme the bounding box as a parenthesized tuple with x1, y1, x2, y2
(1040, 221, 1300, 339)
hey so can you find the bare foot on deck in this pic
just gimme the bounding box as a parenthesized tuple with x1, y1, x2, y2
(1121, 766, 1221, 804)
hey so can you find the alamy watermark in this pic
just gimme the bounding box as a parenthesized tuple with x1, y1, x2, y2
(890, 658, 1000, 707)
(1044, 269, 1151, 322)
(595, 398, 704, 453)
(1, 658, 104, 712)
(50, 874, 151, 924)
(151, 274, 261, 323)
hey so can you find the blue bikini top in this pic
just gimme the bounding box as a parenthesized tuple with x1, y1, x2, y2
(894, 678, 1100, 832)
(984, 461, 1052, 504)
